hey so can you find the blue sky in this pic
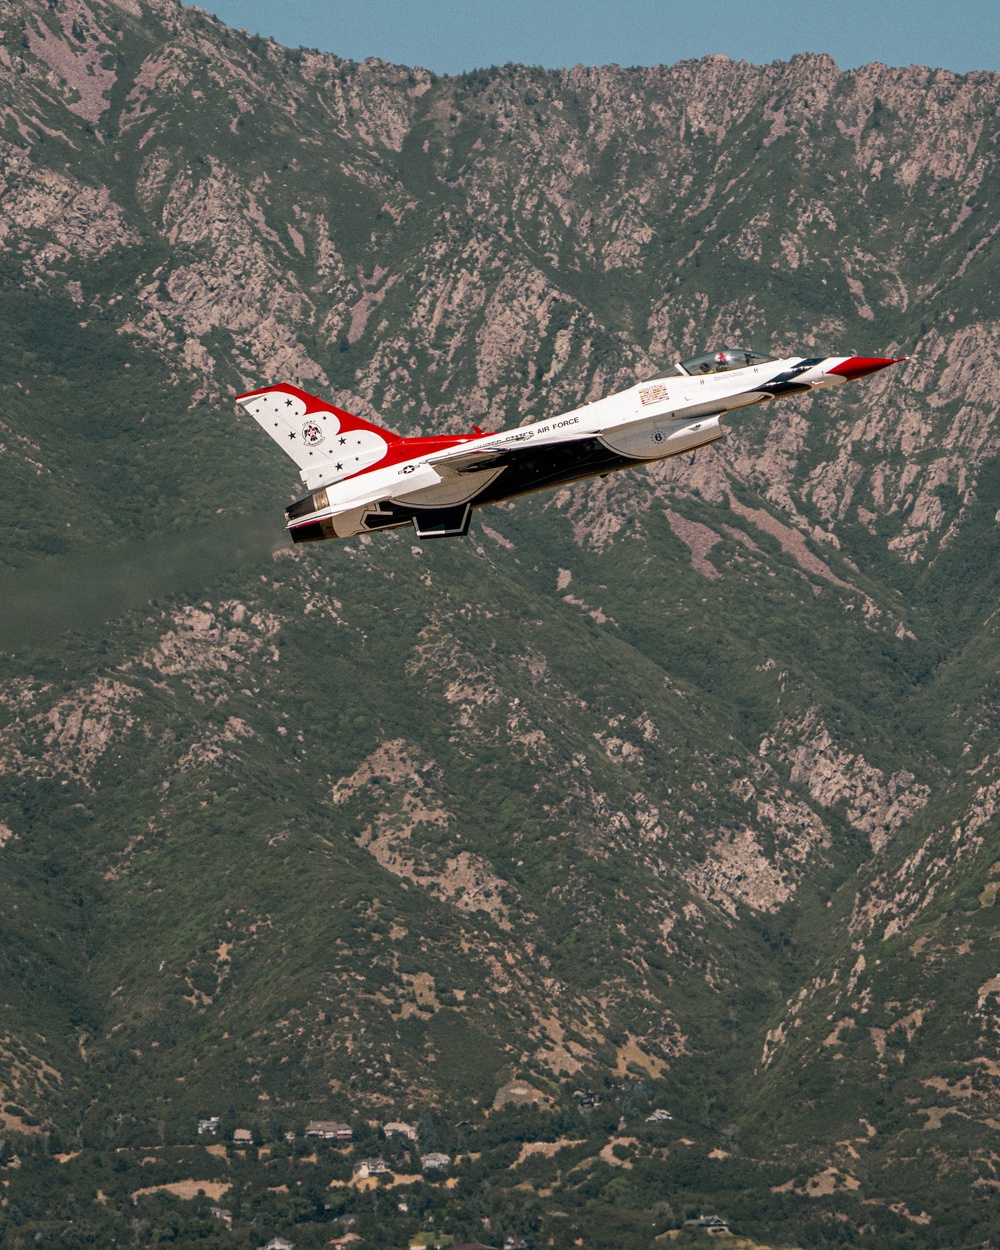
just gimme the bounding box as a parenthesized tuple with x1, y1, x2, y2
(187, 0, 998, 75)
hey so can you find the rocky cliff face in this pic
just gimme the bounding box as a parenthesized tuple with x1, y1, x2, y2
(1, 1, 999, 1244)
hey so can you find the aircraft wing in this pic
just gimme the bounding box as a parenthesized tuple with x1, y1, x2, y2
(425, 444, 523, 475)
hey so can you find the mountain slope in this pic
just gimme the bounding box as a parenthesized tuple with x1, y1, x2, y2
(0, 1, 999, 1245)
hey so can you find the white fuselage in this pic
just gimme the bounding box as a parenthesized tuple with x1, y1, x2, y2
(305, 355, 848, 536)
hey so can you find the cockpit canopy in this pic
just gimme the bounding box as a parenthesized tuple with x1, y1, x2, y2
(678, 348, 777, 376)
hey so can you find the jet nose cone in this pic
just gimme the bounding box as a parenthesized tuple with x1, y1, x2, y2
(827, 356, 906, 381)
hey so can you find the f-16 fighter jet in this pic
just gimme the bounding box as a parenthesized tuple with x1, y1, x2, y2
(237, 348, 901, 542)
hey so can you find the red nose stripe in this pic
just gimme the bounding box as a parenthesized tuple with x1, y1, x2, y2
(828, 356, 906, 380)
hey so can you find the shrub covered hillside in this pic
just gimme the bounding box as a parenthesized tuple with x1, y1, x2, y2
(0, 1, 998, 1246)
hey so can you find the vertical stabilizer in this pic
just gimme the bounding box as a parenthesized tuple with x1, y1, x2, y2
(236, 383, 401, 489)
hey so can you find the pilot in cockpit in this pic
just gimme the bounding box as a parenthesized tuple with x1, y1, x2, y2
(677, 347, 776, 375)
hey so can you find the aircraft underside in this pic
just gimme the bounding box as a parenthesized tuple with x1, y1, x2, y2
(287, 436, 643, 542)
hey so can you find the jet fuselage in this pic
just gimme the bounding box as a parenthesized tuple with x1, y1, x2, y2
(236, 349, 901, 542)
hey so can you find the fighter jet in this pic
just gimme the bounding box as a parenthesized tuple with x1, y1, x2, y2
(236, 348, 901, 542)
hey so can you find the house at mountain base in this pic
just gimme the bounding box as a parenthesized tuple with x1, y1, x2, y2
(684, 1215, 731, 1234)
(305, 1120, 352, 1140)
